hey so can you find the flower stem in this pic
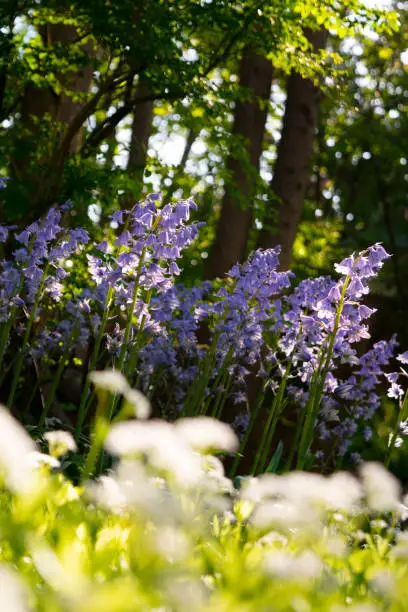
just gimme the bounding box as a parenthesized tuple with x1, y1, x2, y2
(7, 267, 49, 410)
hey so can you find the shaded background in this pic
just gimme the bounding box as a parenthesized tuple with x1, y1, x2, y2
(0, 0, 406, 343)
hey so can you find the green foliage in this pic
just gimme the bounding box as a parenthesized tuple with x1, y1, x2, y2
(0, 0, 398, 225)
(311, 1, 408, 293)
(2, 401, 408, 611)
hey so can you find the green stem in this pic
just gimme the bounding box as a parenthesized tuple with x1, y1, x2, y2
(76, 287, 114, 439)
(117, 247, 147, 373)
(39, 321, 79, 427)
(296, 276, 350, 470)
(212, 373, 232, 420)
(125, 286, 153, 381)
(106, 249, 147, 422)
(7, 267, 49, 410)
(228, 364, 274, 479)
(181, 332, 221, 417)
(0, 244, 34, 367)
(285, 350, 324, 471)
(252, 333, 301, 475)
(81, 417, 109, 482)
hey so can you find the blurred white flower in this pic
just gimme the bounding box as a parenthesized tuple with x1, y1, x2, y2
(155, 526, 190, 562)
(44, 430, 77, 457)
(0, 406, 37, 493)
(370, 569, 395, 596)
(360, 462, 401, 512)
(256, 531, 288, 547)
(240, 470, 361, 512)
(86, 475, 128, 513)
(105, 420, 173, 456)
(175, 417, 239, 453)
(105, 420, 203, 485)
(263, 549, 322, 581)
(31, 543, 88, 599)
(88, 460, 181, 522)
(240, 476, 271, 503)
(28, 452, 60, 469)
(200, 455, 234, 496)
(0, 565, 29, 612)
(89, 369, 129, 394)
(123, 388, 151, 420)
(164, 576, 206, 612)
(117, 459, 179, 518)
(394, 532, 408, 558)
(251, 498, 319, 530)
(325, 472, 362, 510)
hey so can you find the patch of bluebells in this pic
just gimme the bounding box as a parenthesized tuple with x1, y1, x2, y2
(0, 177, 406, 465)
(0, 202, 89, 367)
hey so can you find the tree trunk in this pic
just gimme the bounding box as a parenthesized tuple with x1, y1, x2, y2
(8, 23, 96, 218)
(257, 29, 328, 270)
(206, 48, 273, 279)
(123, 78, 154, 208)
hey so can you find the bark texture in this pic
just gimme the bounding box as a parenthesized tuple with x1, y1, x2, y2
(206, 48, 273, 279)
(257, 29, 328, 270)
(124, 78, 154, 207)
(9, 23, 96, 215)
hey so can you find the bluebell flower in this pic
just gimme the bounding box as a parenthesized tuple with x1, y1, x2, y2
(397, 351, 408, 365)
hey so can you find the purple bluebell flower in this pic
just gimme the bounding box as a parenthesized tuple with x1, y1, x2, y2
(397, 351, 408, 365)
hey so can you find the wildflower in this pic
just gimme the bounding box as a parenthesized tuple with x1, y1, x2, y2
(397, 351, 408, 365)
(0, 226, 8, 242)
(360, 462, 401, 512)
(263, 550, 322, 581)
(44, 430, 77, 457)
(0, 406, 37, 493)
(89, 369, 130, 395)
(0, 565, 29, 612)
(175, 417, 239, 453)
(105, 420, 203, 485)
(123, 388, 151, 420)
(251, 498, 319, 530)
(385, 372, 404, 399)
(28, 452, 61, 469)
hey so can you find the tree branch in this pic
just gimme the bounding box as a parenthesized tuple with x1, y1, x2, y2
(81, 87, 186, 156)
(204, 6, 259, 76)
(52, 64, 128, 166)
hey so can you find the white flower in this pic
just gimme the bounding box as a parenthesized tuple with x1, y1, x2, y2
(240, 470, 361, 512)
(30, 544, 88, 599)
(28, 452, 60, 469)
(105, 420, 203, 485)
(251, 498, 319, 530)
(360, 462, 401, 512)
(263, 550, 322, 581)
(0, 406, 37, 493)
(317, 472, 362, 510)
(154, 526, 190, 562)
(105, 420, 174, 456)
(44, 430, 77, 457)
(175, 417, 239, 453)
(86, 475, 128, 513)
(369, 569, 395, 596)
(87, 461, 181, 522)
(394, 532, 408, 558)
(89, 369, 129, 394)
(123, 388, 151, 420)
(0, 565, 29, 612)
